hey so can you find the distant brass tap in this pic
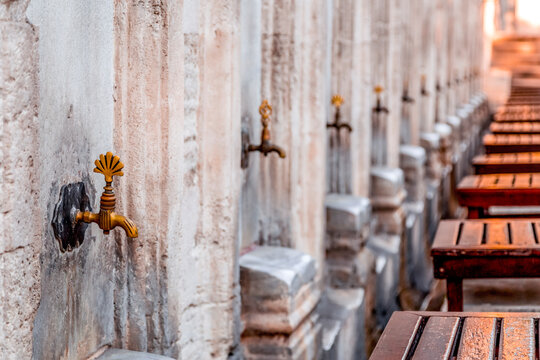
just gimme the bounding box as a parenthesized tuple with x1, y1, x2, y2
(420, 75, 430, 96)
(373, 86, 389, 114)
(246, 100, 286, 158)
(402, 81, 415, 103)
(75, 152, 138, 238)
(327, 94, 352, 132)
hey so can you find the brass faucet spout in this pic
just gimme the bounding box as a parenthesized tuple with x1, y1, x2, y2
(111, 214, 139, 238)
(267, 144, 286, 158)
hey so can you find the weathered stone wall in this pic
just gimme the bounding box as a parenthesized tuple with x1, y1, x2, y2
(0, 2, 40, 358)
(173, 1, 241, 358)
(240, 0, 327, 273)
(25, 1, 115, 359)
(1, 0, 488, 359)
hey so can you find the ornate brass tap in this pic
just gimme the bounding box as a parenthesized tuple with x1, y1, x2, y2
(373, 86, 389, 114)
(435, 80, 443, 93)
(246, 100, 286, 158)
(327, 94, 352, 132)
(75, 152, 138, 238)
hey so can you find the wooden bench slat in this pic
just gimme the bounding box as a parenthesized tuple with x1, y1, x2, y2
(459, 222, 484, 246)
(369, 312, 422, 360)
(501, 318, 535, 360)
(456, 317, 496, 360)
(531, 173, 540, 188)
(494, 174, 516, 188)
(486, 222, 509, 245)
(432, 220, 460, 248)
(514, 173, 531, 187)
(412, 317, 460, 360)
(510, 221, 537, 245)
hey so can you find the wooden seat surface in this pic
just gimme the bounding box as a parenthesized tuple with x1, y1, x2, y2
(370, 311, 540, 359)
(472, 152, 540, 174)
(490, 121, 540, 134)
(432, 219, 540, 256)
(457, 173, 540, 218)
(483, 133, 540, 153)
(431, 219, 540, 311)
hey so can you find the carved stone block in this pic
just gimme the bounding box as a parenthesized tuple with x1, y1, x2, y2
(242, 312, 322, 360)
(366, 235, 401, 327)
(325, 194, 371, 237)
(318, 288, 368, 360)
(240, 246, 321, 334)
(399, 145, 426, 203)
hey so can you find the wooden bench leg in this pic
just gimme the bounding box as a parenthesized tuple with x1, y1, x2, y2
(467, 207, 484, 219)
(447, 278, 463, 312)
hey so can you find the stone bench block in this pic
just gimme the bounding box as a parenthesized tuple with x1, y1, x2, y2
(434, 123, 453, 167)
(242, 312, 322, 360)
(371, 206, 405, 236)
(420, 132, 444, 180)
(97, 349, 174, 360)
(370, 189, 406, 210)
(370, 167, 404, 198)
(400, 146, 426, 203)
(326, 244, 376, 289)
(325, 194, 371, 236)
(240, 246, 321, 334)
(318, 288, 368, 360)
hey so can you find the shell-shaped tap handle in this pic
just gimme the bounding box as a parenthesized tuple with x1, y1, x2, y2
(331, 94, 344, 108)
(259, 100, 272, 125)
(93, 152, 124, 183)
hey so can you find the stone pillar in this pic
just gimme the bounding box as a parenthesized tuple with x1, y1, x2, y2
(420, 132, 443, 240)
(321, 194, 375, 359)
(399, 146, 432, 296)
(240, 247, 322, 359)
(434, 122, 453, 218)
(368, 167, 406, 327)
(240, 0, 327, 271)
(0, 1, 40, 358)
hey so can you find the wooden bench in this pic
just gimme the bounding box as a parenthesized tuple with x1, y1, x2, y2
(483, 134, 540, 153)
(457, 173, 540, 218)
(431, 219, 540, 311)
(472, 152, 540, 174)
(370, 311, 540, 359)
(490, 121, 540, 134)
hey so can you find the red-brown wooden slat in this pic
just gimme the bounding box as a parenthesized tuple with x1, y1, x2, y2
(458, 176, 478, 188)
(478, 175, 498, 188)
(510, 221, 537, 245)
(486, 222, 509, 245)
(500, 318, 535, 360)
(532, 173, 540, 188)
(456, 317, 496, 360)
(411, 317, 460, 360)
(369, 312, 422, 360)
(514, 173, 531, 188)
(458, 222, 484, 246)
(432, 221, 460, 248)
(495, 174, 515, 188)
